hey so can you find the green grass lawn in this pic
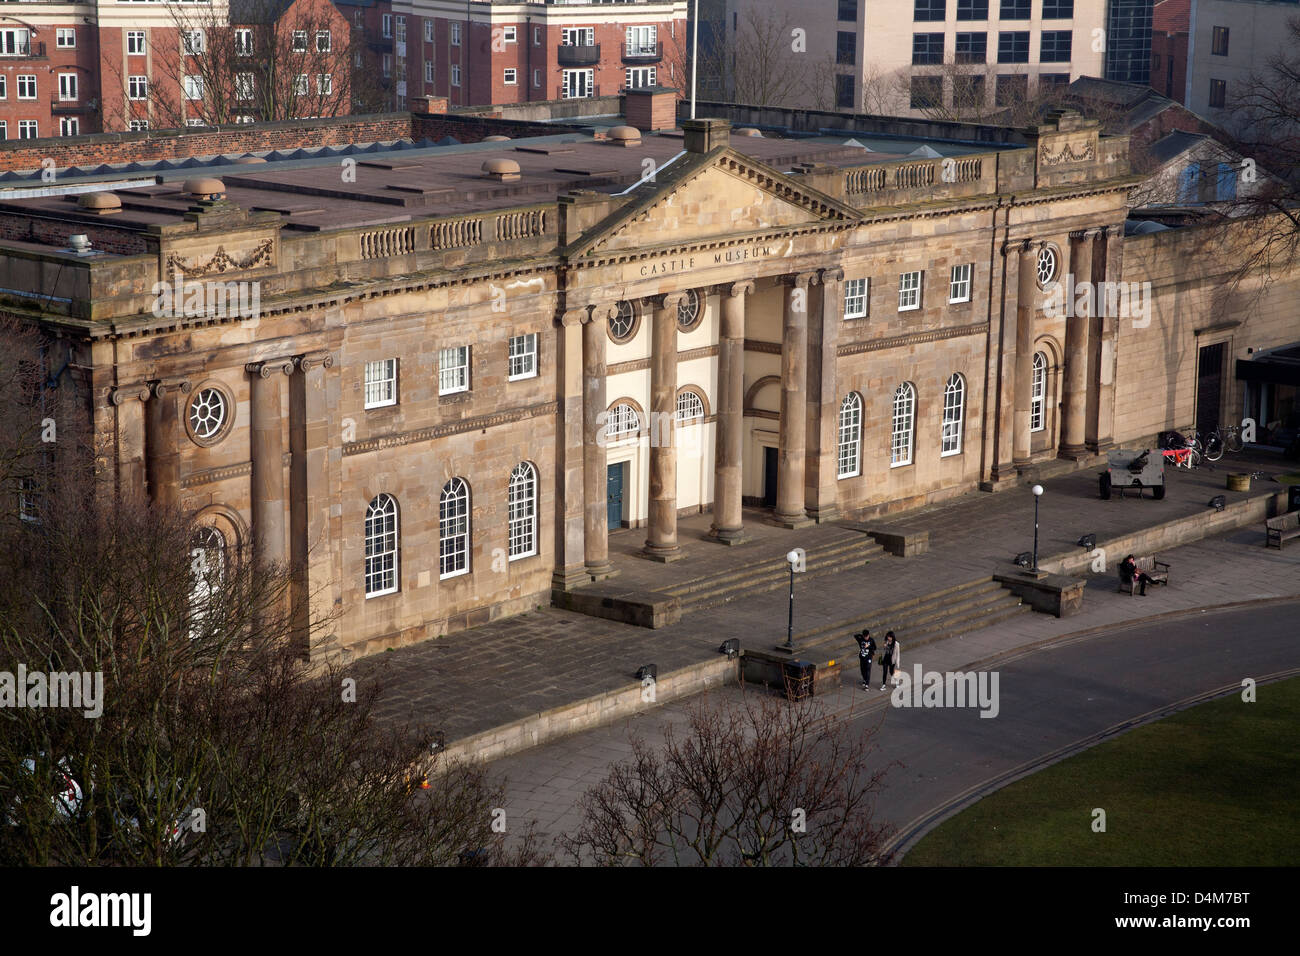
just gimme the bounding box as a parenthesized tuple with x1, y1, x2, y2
(903, 676, 1300, 866)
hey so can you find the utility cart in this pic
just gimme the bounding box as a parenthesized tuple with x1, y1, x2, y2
(1100, 448, 1166, 500)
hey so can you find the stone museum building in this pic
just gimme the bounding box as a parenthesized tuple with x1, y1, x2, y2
(0, 98, 1293, 659)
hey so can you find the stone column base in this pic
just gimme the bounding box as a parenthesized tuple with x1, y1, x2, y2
(769, 511, 814, 530)
(1058, 444, 1092, 461)
(710, 525, 749, 546)
(807, 504, 842, 524)
(551, 565, 591, 591)
(584, 563, 619, 581)
(639, 545, 686, 563)
(980, 471, 1022, 493)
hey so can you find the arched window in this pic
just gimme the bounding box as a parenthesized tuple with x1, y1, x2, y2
(941, 373, 965, 456)
(439, 478, 471, 579)
(1030, 352, 1047, 432)
(676, 288, 701, 331)
(364, 494, 399, 597)
(189, 525, 227, 637)
(838, 393, 862, 478)
(675, 388, 705, 423)
(507, 463, 537, 560)
(891, 382, 915, 467)
(606, 401, 641, 443)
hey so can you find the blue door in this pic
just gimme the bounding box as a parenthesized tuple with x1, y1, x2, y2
(607, 463, 624, 529)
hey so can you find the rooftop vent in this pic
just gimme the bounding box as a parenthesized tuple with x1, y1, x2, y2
(231, 156, 268, 164)
(607, 125, 643, 148)
(735, 128, 763, 138)
(481, 158, 521, 182)
(183, 177, 227, 200)
(77, 192, 122, 215)
(67, 234, 94, 256)
(482, 135, 511, 143)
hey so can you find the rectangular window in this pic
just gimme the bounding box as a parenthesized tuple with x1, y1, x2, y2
(395, 17, 405, 43)
(1039, 73, 1070, 91)
(18, 478, 39, 523)
(626, 66, 656, 89)
(910, 75, 943, 108)
(942, 378, 965, 455)
(999, 0, 1030, 19)
(562, 68, 594, 98)
(60, 117, 79, 137)
(292, 74, 309, 96)
(954, 32, 987, 64)
(562, 27, 595, 47)
(626, 25, 657, 54)
(953, 74, 986, 106)
(1211, 26, 1229, 57)
(0, 76, 6, 100)
(838, 396, 862, 478)
(235, 73, 254, 100)
(836, 31, 856, 65)
(503, 25, 517, 44)
(439, 346, 469, 395)
(956, 0, 988, 20)
(235, 28, 252, 56)
(18, 120, 37, 139)
(451, 64, 461, 87)
(844, 277, 868, 319)
(451, 23, 461, 46)
(501, 67, 517, 86)
(995, 73, 1028, 105)
(425, 21, 434, 43)
(838, 0, 859, 21)
(899, 271, 923, 311)
(0, 28, 30, 56)
(183, 30, 204, 54)
(186, 120, 206, 129)
(425, 61, 435, 83)
(1042, 0, 1073, 17)
(316, 30, 331, 53)
(508, 333, 538, 381)
(949, 263, 972, 303)
(1208, 78, 1226, 108)
(913, 33, 944, 65)
(17, 75, 36, 100)
(129, 120, 149, 132)
(129, 75, 148, 100)
(316, 74, 332, 95)
(56, 28, 76, 50)
(292, 31, 307, 52)
(382, 14, 392, 39)
(914, 0, 946, 21)
(533, 68, 542, 88)
(127, 31, 146, 55)
(382, 53, 392, 77)
(58, 74, 78, 101)
(998, 31, 1030, 63)
(364, 359, 398, 408)
(0, 122, 6, 141)
(1040, 30, 1072, 63)
(836, 74, 856, 109)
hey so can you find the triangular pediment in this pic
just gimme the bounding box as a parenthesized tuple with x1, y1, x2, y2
(568, 147, 860, 260)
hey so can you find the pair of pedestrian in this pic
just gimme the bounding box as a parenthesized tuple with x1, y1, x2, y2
(853, 630, 900, 690)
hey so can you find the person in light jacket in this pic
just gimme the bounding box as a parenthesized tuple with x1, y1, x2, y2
(880, 631, 898, 690)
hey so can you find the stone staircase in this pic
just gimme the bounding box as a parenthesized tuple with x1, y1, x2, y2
(791, 576, 1032, 655)
(664, 531, 887, 615)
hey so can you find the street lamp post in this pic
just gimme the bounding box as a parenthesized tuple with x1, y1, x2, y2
(1031, 484, 1044, 572)
(785, 549, 799, 650)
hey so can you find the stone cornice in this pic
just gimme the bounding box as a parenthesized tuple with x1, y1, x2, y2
(182, 461, 253, 489)
(608, 344, 719, 376)
(343, 400, 559, 456)
(837, 321, 989, 357)
(744, 339, 782, 355)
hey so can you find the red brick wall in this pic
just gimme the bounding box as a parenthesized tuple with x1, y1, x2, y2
(0, 214, 148, 256)
(0, 21, 104, 139)
(1151, 32, 1188, 104)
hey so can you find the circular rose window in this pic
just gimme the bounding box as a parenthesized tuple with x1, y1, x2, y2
(1036, 245, 1059, 288)
(676, 289, 701, 331)
(609, 300, 637, 343)
(186, 385, 232, 447)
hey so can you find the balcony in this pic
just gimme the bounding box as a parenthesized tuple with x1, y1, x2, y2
(0, 41, 47, 60)
(621, 40, 662, 63)
(557, 42, 600, 67)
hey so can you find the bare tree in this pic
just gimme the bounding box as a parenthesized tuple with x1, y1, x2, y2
(562, 692, 893, 866)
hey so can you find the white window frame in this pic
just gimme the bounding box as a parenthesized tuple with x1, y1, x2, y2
(129, 120, 149, 132)
(439, 346, 469, 395)
(56, 28, 76, 50)
(129, 75, 149, 100)
(891, 382, 916, 467)
(183, 29, 205, 55)
(316, 30, 331, 53)
(0, 76, 5, 100)
(17, 75, 36, 101)
(235, 28, 252, 56)
(533, 68, 542, 89)
(364, 359, 397, 408)
(0, 121, 7, 141)
(941, 373, 965, 456)
(451, 64, 461, 87)
(838, 393, 862, 478)
(898, 270, 923, 311)
(508, 334, 538, 381)
(382, 14, 392, 39)
(607, 402, 641, 444)
(292, 74, 309, 96)
(424, 21, 434, 43)
(1030, 351, 1047, 432)
(18, 120, 37, 140)
(625, 66, 657, 89)
(291, 30, 307, 52)
(184, 75, 203, 100)
(507, 463, 537, 560)
(562, 27, 595, 47)
(316, 74, 333, 96)
(451, 22, 462, 46)
(504, 68, 517, 86)
(425, 61, 435, 83)
(127, 31, 146, 56)
(534, 26, 542, 46)
(844, 277, 868, 319)
(562, 68, 594, 99)
(949, 263, 972, 304)
(626, 25, 658, 55)
(396, 16, 406, 43)
(60, 117, 79, 137)
(502, 26, 517, 44)
(58, 74, 78, 102)
(675, 389, 705, 424)
(234, 73, 254, 101)
(439, 478, 470, 579)
(364, 494, 399, 598)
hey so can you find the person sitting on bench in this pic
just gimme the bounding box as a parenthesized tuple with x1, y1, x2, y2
(1120, 554, 1156, 596)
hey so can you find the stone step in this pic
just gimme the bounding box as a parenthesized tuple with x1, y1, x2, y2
(794, 577, 1006, 647)
(678, 544, 886, 613)
(666, 533, 871, 596)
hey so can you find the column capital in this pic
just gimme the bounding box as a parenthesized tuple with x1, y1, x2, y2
(1069, 228, 1102, 242)
(245, 359, 295, 378)
(109, 384, 151, 406)
(148, 378, 192, 399)
(781, 271, 820, 289)
(819, 266, 845, 285)
(558, 307, 587, 327)
(1103, 223, 1124, 239)
(649, 291, 689, 311)
(584, 303, 620, 324)
(1003, 237, 1044, 258)
(295, 351, 334, 373)
(724, 280, 755, 298)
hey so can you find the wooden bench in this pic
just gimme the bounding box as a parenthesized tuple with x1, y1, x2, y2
(1118, 556, 1171, 595)
(1266, 512, 1300, 549)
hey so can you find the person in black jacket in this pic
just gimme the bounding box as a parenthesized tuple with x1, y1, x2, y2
(1120, 554, 1155, 595)
(854, 630, 877, 690)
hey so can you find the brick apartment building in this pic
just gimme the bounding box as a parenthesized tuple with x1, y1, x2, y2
(391, 0, 688, 109)
(1150, 0, 1189, 101)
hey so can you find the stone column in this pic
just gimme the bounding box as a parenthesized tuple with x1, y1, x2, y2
(111, 384, 150, 501)
(1013, 240, 1042, 466)
(774, 272, 818, 528)
(583, 304, 617, 579)
(1087, 224, 1124, 452)
(1060, 229, 1097, 458)
(985, 237, 1019, 486)
(644, 291, 687, 562)
(806, 267, 843, 523)
(289, 351, 334, 657)
(247, 359, 293, 571)
(144, 379, 189, 507)
(711, 280, 753, 545)
(552, 310, 590, 590)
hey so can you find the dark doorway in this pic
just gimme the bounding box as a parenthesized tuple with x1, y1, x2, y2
(606, 462, 624, 530)
(762, 447, 778, 509)
(1197, 343, 1225, 433)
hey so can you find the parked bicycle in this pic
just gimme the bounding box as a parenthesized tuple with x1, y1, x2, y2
(1217, 423, 1245, 454)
